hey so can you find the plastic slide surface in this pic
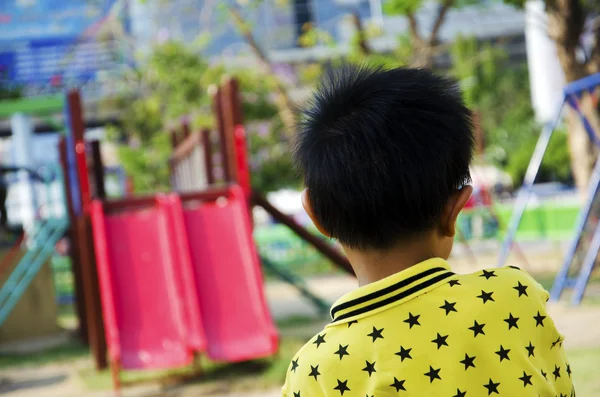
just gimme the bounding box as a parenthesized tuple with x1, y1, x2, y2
(180, 185, 278, 362)
(90, 196, 205, 369)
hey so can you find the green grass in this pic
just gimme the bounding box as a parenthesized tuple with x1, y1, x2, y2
(79, 337, 306, 392)
(0, 339, 88, 369)
(569, 346, 600, 396)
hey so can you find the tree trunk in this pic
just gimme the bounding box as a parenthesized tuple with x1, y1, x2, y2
(546, 0, 599, 192)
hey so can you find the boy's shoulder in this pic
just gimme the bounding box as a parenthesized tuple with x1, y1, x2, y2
(282, 266, 554, 397)
(453, 265, 549, 302)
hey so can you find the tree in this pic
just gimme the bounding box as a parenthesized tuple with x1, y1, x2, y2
(504, 0, 600, 191)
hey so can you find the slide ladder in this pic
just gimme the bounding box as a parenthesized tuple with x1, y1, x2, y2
(0, 217, 68, 326)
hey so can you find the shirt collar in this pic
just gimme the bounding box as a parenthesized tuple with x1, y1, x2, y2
(330, 258, 454, 323)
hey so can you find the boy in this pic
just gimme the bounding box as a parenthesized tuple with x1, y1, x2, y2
(283, 65, 574, 396)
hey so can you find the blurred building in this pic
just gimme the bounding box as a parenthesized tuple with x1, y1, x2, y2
(130, 0, 527, 65)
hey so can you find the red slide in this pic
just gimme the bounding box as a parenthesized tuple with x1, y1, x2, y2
(180, 185, 278, 362)
(90, 196, 206, 370)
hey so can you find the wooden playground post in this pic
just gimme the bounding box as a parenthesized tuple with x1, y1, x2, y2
(211, 85, 231, 183)
(58, 137, 88, 345)
(90, 140, 106, 200)
(201, 128, 215, 185)
(66, 90, 107, 370)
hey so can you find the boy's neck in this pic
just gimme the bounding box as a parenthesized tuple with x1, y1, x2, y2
(343, 235, 442, 287)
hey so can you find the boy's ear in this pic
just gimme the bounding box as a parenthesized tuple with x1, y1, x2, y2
(301, 189, 332, 238)
(441, 185, 473, 238)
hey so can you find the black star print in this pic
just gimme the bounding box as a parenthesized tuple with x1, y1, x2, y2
(483, 378, 500, 395)
(293, 391, 301, 397)
(448, 279, 461, 287)
(440, 300, 458, 315)
(504, 313, 520, 330)
(395, 346, 412, 361)
(432, 333, 449, 349)
(334, 344, 350, 360)
(495, 345, 511, 362)
(534, 311, 546, 327)
(313, 333, 326, 348)
(469, 320, 486, 337)
(513, 281, 529, 297)
(347, 320, 358, 328)
(334, 379, 350, 395)
(362, 360, 376, 377)
(480, 269, 498, 279)
(541, 369, 548, 380)
(452, 389, 467, 397)
(424, 366, 442, 383)
(519, 371, 533, 387)
(404, 312, 421, 328)
(367, 326, 384, 342)
(309, 365, 321, 381)
(526, 342, 535, 357)
(460, 353, 476, 370)
(553, 365, 561, 380)
(551, 336, 562, 349)
(390, 377, 406, 392)
(566, 364, 572, 377)
(477, 290, 495, 304)
(291, 358, 299, 372)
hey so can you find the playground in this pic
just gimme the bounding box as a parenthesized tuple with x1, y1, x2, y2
(1, 1, 600, 396)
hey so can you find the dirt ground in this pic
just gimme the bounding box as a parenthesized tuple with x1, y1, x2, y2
(1, 245, 599, 397)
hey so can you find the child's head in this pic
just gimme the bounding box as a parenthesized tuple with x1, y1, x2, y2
(293, 65, 474, 258)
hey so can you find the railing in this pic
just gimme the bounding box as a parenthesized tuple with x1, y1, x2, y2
(0, 164, 69, 327)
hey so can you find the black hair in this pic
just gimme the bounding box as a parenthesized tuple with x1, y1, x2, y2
(293, 64, 474, 249)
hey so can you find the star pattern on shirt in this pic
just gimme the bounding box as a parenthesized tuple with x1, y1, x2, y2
(432, 333, 449, 349)
(290, 358, 299, 372)
(334, 344, 350, 360)
(495, 345, 511, 362)
(395, 345, 412, 361)
(460, 353, 476, 370)
(534, 311, 547, 327)
(480, 269, 498, 280)
(285, 267, 574, 397)
(448, 279, 461, 287)
(553, 365, 561, 380)
(367, 326, 384, 342)
(551, 336, 562, 349)
(424, 366, 442, 383)
(362, 360, 376, 377)
(390, 377, 406, 392)
(452, 389, 467, 397)
(334, 379, 350, 395)
(477, 290, 495, 304)
(519, 371, 533, 387)
(513, 281, 528, 297)
(526, 342, 535, 357)
(504, 313, 520, 330)
(404, 312, 420, 328)
(469, 320, 486, 337)
(309, 365, 321, 381)
(483, 378, 500, 395)
(313, 333, 326, 348)
(440, 300, 458, 315)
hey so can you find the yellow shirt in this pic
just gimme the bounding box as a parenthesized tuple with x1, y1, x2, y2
(282, 258, 574, 397)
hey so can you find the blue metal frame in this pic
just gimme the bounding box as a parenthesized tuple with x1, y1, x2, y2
(496, 98, 565, 267)
(497, 73, 600, 305)
(550, 158, 600, 301)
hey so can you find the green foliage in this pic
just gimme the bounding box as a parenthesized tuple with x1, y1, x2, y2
(383, 0, 423, 15)
(449, 35, 571, 187)
(506, 129, 572, 185)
